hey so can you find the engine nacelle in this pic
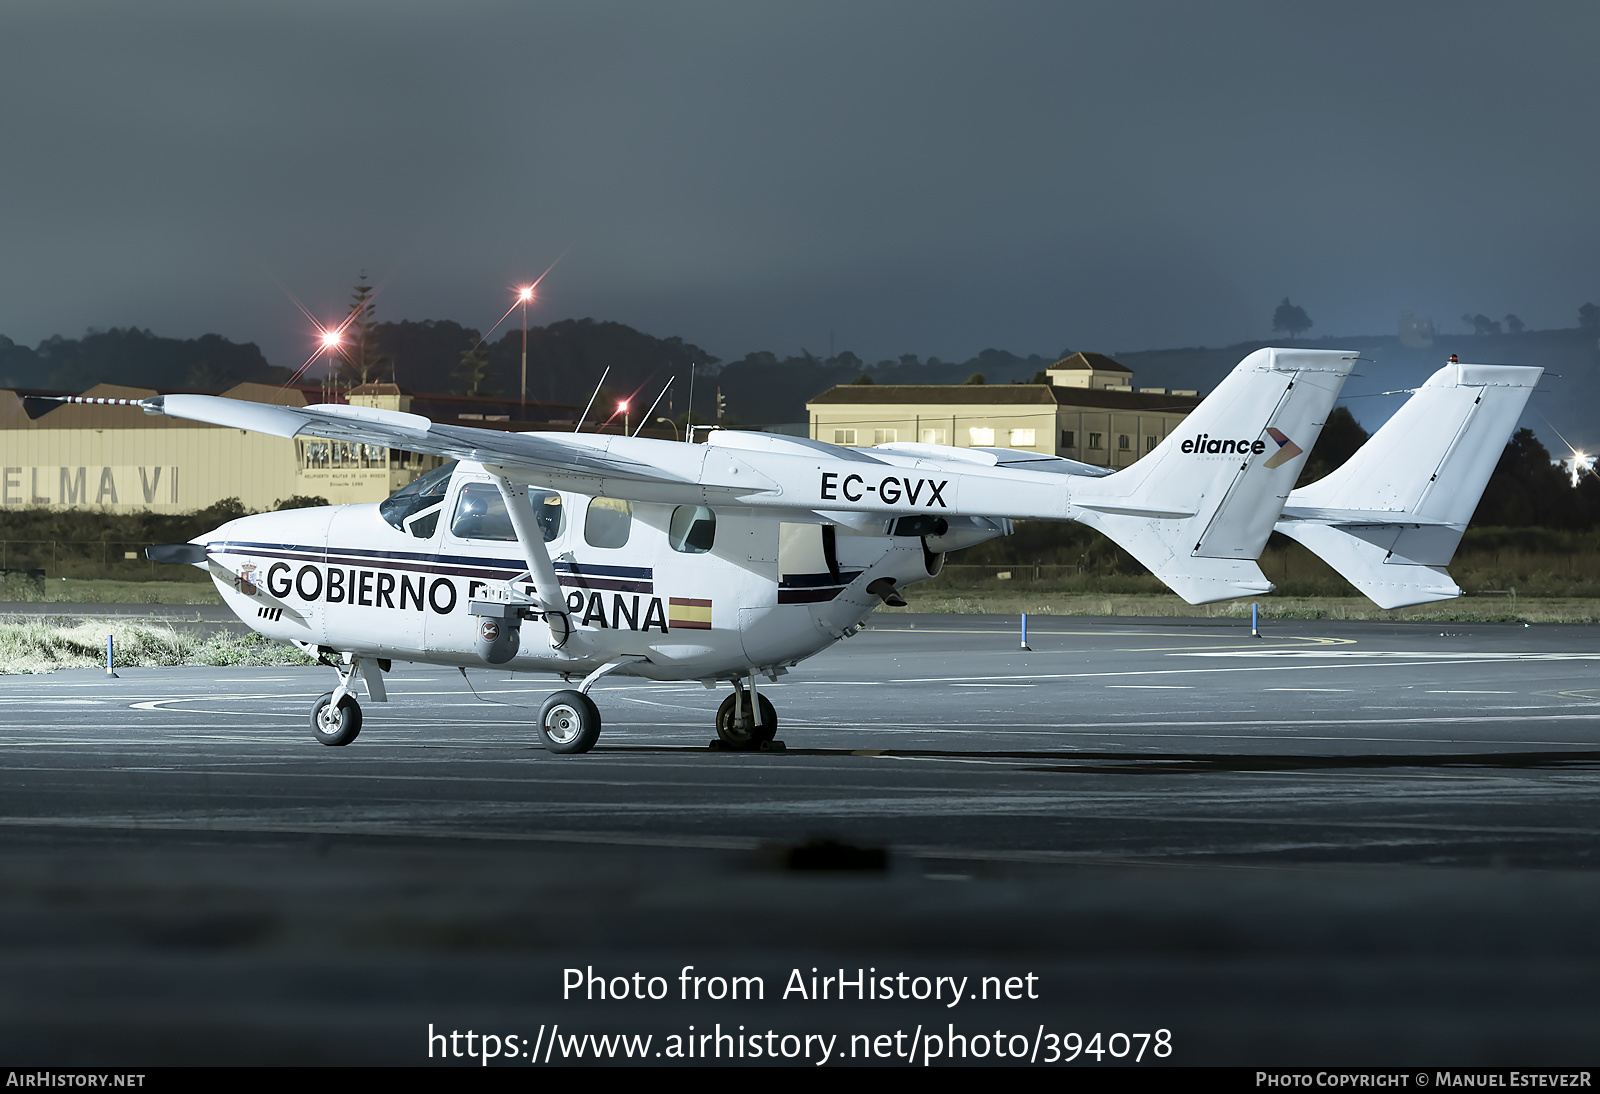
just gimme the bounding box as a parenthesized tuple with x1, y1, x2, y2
(923, 515, 1011, 554)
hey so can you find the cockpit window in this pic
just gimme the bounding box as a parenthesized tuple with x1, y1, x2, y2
(379, 461, 456, 538)
(450, 482, 565, 543)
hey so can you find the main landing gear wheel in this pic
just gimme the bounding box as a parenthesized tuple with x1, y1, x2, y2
(716, 692, 777, 750)
(539, 690, 602, 754)
(311, 691, 362, 746)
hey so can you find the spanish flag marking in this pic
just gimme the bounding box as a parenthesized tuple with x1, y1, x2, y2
(668, 597, 713, 630)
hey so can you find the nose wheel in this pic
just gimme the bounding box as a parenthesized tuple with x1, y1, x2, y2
(311, 691, 362, 746)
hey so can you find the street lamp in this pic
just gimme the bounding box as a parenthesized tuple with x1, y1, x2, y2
(319, 328, 342, 402)
(516, 286, 534, 417)
(656, 416, 679, 441)
(618, 399, 630, 437)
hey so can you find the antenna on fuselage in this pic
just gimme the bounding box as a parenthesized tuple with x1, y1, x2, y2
(631, 376, 674, 437)
(572, 365, 611, 432)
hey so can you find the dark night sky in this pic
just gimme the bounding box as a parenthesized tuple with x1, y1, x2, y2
(2, 1, 1597, 370)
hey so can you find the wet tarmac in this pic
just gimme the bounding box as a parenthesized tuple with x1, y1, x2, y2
(1, 614, 1597, 1065)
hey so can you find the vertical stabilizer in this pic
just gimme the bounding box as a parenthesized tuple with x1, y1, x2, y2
(1276, 361, 1542, 608)
(1071, 348, 1357, 603)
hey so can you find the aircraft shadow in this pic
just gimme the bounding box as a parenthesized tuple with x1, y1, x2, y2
(603, 745, 1600, 774)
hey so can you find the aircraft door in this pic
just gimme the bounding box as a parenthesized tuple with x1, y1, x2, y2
(325, 499, 432, 656)
(739, 521, 837, 666)
(432, 477, 568, 661)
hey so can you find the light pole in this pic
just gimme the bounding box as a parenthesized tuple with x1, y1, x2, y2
(516, 286, 533, 418)
(320, 329, 342, 402)
(657, 416, 679, 441)
(619, 400, 630, 437)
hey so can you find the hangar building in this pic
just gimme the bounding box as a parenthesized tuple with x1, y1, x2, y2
(805, 352, 1202, 470)
(0, 381, 577, 513)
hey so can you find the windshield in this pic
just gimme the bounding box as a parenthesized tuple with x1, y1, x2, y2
(378, 461, 457, 536)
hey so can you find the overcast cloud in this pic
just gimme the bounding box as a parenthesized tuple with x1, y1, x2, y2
(1, 1, 1595, 367)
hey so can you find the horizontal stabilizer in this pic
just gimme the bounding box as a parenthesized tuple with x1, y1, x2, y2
(1278, 506, 1453, 527)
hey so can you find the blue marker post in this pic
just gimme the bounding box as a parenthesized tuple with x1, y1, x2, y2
(1251, 603, 1260, 639)
(106, 633, 117, 678)
(1020, 612, 1032, 652)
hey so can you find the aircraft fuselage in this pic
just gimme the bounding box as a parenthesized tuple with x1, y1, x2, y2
(204, 466, 942, 684)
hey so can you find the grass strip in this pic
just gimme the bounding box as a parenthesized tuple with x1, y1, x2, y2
(0, 618, 314, 674)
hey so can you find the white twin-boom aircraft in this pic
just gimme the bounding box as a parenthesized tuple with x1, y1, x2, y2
(42, 348, 1538, 754)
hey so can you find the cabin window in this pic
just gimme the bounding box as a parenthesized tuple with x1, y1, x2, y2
(534, 493, 566, 541)
(1088, 432, 1103, 449)
(1118, 434, 1131, 451)
(920, 428, 947, 445)
(873, 429, 897, 445)
(1146, 434, 1159, 451)
(585, 496, 633, 549)
(449, 482, 564, 542)
(833, 429, 857, 445)
(669, 505, 716, 554)
(968, 427, 995, 446)
(1060, 430, 1075, 449)
(450, 483, 515, 541)
(378, 460, 457, 537)
(1009, 428, 1036, 447)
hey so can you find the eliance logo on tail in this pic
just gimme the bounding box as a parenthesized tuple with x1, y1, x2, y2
(1261, 427, 1303, 469)
(1178, 429, 1302, 468)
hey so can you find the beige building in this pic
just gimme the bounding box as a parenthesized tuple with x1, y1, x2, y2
(0, 381, 447, 513)
(806, 352, 1201, 470)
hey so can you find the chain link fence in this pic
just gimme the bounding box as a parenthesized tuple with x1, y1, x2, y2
(0, 540, 183, 583)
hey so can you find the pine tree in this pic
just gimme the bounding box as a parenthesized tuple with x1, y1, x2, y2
(336, 272, 386, 386)
(454, 347, 494, 397)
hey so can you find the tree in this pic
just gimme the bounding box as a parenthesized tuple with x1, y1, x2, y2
(1472, 428, 1581, 527)
(1579, 303, 1600, 330)
(336, 272, 386, 386)
(1462, 313, 1500, 335)
(1271, 298, 1312, 339)
(849, 373, 875, 385)
(1505, 314, 1525, 335)
(1294, 406, 1369, 488)
(273, 495, 330, 510)
(963, 373, 986, 385)
(454, 347, 494, 397)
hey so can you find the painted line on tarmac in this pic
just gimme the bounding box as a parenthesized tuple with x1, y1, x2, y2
(895, 655, 1600, 684)
(1183, 651, 1600, 660)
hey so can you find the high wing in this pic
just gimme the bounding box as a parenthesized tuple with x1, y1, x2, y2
(1274, 361, 1542, 609)
(46, 345, 1354, 605)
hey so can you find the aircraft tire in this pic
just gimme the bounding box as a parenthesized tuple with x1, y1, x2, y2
(538, 690, 602, 754)
(715, 693, 777, 750)
(310, 691, 362, 746)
